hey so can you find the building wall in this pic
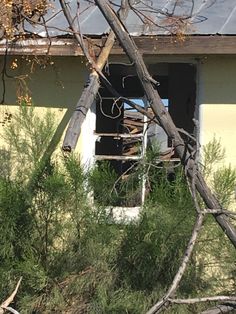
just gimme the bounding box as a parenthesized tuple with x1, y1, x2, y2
(0, 56, 95, 161)
(199, 56, 236, 167)
(1, 54, 236, 169)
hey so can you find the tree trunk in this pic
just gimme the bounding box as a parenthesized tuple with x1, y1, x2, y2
(62, 32, 115, 151)
(62, 0, 129, 151)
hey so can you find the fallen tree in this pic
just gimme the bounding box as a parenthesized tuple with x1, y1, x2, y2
(0, 0, 235, 313)
(59, 0, 236, 313)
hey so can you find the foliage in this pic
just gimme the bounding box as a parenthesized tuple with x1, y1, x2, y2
(202, 137, 236, 208)
(2, 104, 56, 181)
(0, 108, 235, 313)
(196, 139, 236, 294)
(0, 0, 48, 40)
(202, 136, 225, 178)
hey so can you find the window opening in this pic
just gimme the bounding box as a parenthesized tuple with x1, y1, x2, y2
(94, 63, 196, 211)
(95, 97, 147, 207)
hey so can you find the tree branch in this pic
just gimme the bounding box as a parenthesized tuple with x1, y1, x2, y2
(61, 0, 129, 151)
(146, 214, 204, 314)
(94, 0, 236, 248)
(0, 277, 22, 314)
(169, 296, 236, 304)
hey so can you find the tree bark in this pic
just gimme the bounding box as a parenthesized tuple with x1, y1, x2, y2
(62, 0, 129, 151)
(62, 32, 114, 151)
(94, 0, 236, 248)
(201, 303, 236, 314)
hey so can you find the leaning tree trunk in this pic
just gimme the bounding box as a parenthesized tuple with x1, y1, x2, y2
(62, 31, 115, 151)
(61, 0, 129, 151)
(94, 0, 236, 247)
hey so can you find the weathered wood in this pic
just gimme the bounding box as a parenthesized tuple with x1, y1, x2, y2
(123, 118, 144, 127)
(170, 297, 236, 305)
(1, 36, 236, 56)
(201, 304, 236, 314)
(62, 31, 114, 151)
(96, 155, 141, 160)
(95, 132, 143, 138)
(94, 0, 236, 253)
(61, 0, 129, 151)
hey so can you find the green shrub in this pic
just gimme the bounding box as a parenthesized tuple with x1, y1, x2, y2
(0, 108, 235, 313)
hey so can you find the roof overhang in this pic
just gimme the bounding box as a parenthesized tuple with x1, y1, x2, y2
(1, 35, 236, 56)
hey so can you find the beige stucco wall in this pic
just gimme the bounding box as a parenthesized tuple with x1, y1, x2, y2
(1, 54, 236, 169)
(199, 56, 236, 167)
(0, 56, 95, 160)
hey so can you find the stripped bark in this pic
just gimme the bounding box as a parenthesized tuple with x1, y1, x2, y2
(169, 297, 236, 304)
(201, 303, 236, 314)
(0, 277, 22, 314)
(62, 34, 113, 151)
(61, 0, 129, 151)
(94, 0, 236, 250)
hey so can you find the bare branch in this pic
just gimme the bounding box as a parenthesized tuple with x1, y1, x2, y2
(146, 214, 204, 314)
(0, 277, 22, 314)
(61, 0, 130, 151)
(201, 303, 236, 314)
(3, 307, 20, 314)
(94, 0, 236, 249)
(169, 296, 236, 304)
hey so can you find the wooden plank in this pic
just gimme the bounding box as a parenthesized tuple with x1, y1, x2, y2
(94, 132, 143, 138)
(1, 36, 236, 56)
(0, 38, 101, 56)
(123, 118, 144, 127)
(116, 36, 236, 55)
(123, 146, 139, 156)
(96, 155, 141, 160)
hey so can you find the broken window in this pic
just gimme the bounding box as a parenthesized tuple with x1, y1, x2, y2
(94, 63, 196, 210)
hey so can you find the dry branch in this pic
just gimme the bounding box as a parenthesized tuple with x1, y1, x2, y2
(146, 214, 204, 314)
(62, 31, 114, 151)
(90, 1, 236, 312)
(0, 277, 22, 314)
(201, 303, 236, 314)
(94, 0, 236, 249)
(169, 296, 236, 304)
(61, 0, 129, 151)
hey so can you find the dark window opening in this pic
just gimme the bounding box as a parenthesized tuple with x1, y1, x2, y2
(95, 63, 196, 207)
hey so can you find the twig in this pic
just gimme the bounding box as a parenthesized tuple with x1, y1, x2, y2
(191, 119, 201, 213)
(0, 277, 22, 314)
(146, 214, 204, 314)
(168, 296, 236, 304)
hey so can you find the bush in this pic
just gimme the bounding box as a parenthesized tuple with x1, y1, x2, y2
(0, 107, 235, 313)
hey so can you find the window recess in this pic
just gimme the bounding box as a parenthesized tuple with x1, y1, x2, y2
(93, 63, 196, 213)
